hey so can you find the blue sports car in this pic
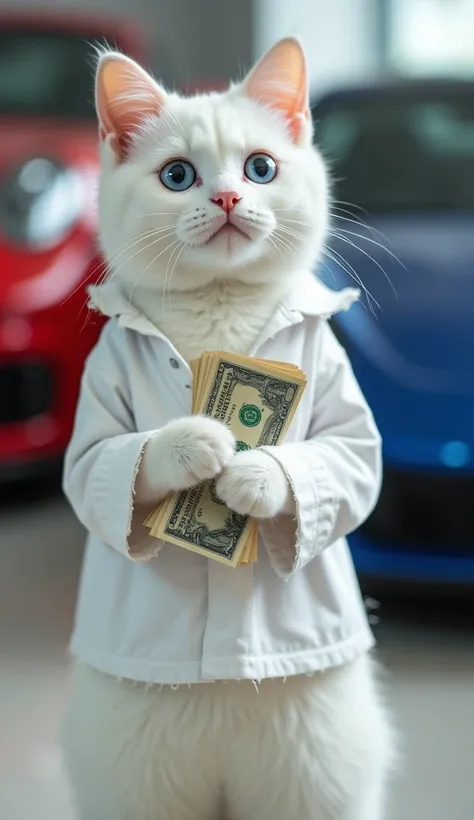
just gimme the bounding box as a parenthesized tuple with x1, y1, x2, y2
(312, 80, 474, 585)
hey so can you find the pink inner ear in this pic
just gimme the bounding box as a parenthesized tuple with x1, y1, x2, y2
(244, 38, 308, 141)
(96, 54, 165, 152)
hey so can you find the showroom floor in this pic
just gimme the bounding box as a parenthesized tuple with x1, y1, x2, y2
(1, 480, 473, 820)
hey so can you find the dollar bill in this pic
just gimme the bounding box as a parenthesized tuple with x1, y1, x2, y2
(151, 353, 306, 566)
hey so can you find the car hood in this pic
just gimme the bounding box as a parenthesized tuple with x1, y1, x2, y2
(0, 118, 99, 312)
(324, 212, 474, 396)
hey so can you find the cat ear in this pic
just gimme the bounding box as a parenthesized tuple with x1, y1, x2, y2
(95, 52, 166, 159)
(242, 38, 310, 143)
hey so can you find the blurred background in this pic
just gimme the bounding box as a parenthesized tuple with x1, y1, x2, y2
(1, 0, 474, 818)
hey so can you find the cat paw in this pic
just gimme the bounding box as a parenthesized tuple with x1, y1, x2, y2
(215, 449, 292, 519)
(140, 417, 235, 499)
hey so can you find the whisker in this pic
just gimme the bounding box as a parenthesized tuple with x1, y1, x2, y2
(60, 226, 176, 308)
(323, 246, 380, 314)
(61, 256, 106, 308)
(273, 231, 298, 255)
(265, 234, 283, 259)
(129, 237, 182, 305)
(77, 305, 96, 336)
(330, 205, 366, 224)
(323, 252, 377, 316)
(273, 208, 307, 215)
(334, 227, 406, 273)
(318, 257, 338, 288)
(326, 243, 380, 314)
(279, 214, 370, 240)
(104, 226, 178, 268)
(277, 224, 307, 243)
(166, 240, 188, 306)
(276, 217, 315, 226)
(276, 213, 400, 301)
(106, 231, 178, 293)
(163, 239, 183, 308)
(329, 212, 389, 245)
(329, 231, 398, 300)
(274, 225, 302, 240)
(332, 199, 369, 216)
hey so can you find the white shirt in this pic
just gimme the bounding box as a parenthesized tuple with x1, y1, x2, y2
(63, 276, 380, 684)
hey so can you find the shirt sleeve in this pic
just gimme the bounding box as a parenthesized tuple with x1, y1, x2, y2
(62, 321, 161, 560)
(260, 319, 382, 578)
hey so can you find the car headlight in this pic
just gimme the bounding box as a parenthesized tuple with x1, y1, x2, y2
(0, 157, 85, 250)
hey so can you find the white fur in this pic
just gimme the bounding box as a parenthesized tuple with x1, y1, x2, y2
(136, 416, 236, 504)
(216, 449, 295, 518)
(135, 278, 288, 364)
(73, 46, 396, 820)
(96, 58, 330, 514)
(62, 658, 395, 820)
(95, 48, 329, 512)
(138, 424, 292, 517)
(96, 57, 329, 515)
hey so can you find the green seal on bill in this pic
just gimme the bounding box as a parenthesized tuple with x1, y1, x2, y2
(236, 440, 251, 452)
(239, 404, 262, 427)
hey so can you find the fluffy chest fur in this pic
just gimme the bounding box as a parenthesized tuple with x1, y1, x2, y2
(134, 282, 284, 362)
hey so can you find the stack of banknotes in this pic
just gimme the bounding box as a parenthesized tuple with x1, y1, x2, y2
(144, 351, 306, 567)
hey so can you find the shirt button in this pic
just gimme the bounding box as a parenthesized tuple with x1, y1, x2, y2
(170, 358, 179, 369)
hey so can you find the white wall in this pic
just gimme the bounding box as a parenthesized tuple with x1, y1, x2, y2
(389, 0, 474, 76)
(254, 0, 380, 95)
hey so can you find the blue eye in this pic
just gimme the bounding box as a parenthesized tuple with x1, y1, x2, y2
(160, 160, 196, 191)
(244, 153, 277, 184)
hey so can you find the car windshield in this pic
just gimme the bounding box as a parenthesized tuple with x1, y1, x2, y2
(313, 90, 474, 213)
(0, 28, 97, 119)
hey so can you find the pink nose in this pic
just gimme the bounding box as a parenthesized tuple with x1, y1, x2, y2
(211, 191, 241, 213)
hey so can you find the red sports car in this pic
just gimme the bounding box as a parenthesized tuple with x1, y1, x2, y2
(0, 12, 145, 479)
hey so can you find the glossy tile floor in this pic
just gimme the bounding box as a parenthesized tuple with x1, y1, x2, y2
(1, 480, 474, 820)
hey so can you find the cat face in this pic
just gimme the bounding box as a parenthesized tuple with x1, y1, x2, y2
(96, 39, 328, 294)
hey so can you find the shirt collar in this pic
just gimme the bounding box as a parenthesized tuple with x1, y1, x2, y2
(87, 275, 359, 339)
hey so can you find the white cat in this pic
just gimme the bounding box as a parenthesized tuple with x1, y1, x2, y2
(62, 39, 396, 820)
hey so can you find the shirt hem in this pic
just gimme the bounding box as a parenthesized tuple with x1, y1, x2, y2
(69, 628, 375, 685)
